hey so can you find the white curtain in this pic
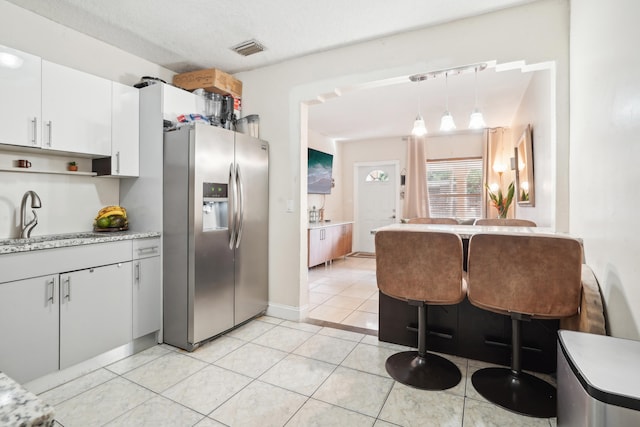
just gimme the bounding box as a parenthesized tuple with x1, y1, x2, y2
(403, 135, 429, 218)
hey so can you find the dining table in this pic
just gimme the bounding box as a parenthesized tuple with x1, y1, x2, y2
(371, 222, 579, 374)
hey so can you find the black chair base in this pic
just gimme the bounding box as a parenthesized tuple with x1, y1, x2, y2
(471, 367, 556, 418)
(386, 350, 461, 390)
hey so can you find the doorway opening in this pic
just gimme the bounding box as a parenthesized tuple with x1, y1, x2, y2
(353, 161, 399, 254)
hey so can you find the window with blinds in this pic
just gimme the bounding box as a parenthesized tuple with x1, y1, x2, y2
(426, 158, 483, 220)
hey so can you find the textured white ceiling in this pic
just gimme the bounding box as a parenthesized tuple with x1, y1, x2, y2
(5, 0, 538, 140)
(6, 0, 534, 74)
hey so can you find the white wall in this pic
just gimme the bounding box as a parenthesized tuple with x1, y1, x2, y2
(570, 0, 640, 339)
(426, 132, 483, 160)
(0, 153, 118, 237)
(340, 137, 407, 222)
(236, 0, 569, 318)
(0, 0, 174, 239)
(307, 130, 343, 221)
(511, 70, 554, 227)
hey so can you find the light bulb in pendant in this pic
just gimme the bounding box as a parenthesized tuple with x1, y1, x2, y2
(469, 108, 486, 129)
(440, 111, 456, 132)
(412, 114, 427, 136)
(440, 72, 456, 132)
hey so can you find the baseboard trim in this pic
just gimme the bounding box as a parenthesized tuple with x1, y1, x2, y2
(24, 332, 159, 395)
(266, 302, 309, 322)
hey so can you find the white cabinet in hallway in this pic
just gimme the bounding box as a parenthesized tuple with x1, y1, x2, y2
(0, 275, 59, 384)
(0, 44, 42, 148)
(59, 262, 133, 369)
(307, 222, 354, 267)
(42, 60, 112, 156)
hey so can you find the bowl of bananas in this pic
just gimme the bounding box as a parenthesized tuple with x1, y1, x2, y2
(93, 205, 129, 231)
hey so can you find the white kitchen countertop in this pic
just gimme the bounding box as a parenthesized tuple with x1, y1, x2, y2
(308, 220, 354, 229)
(0, 231, 160, 254)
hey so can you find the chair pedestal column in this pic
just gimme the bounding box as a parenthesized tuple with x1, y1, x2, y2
(471, 317, 557, 417)
(385, 302, 461, 390)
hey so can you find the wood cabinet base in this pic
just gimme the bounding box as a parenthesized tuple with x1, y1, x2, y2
(308, 223, 353, 267)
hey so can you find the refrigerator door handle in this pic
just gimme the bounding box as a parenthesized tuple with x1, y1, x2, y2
(228, 162, 237, 250)
(235, 164, 245, 249)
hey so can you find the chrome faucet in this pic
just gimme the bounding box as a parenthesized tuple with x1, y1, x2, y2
(20, 190, 42, 238)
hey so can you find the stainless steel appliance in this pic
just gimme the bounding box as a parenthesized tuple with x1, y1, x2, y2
(163, 123, 269, 351)
(557, 330, 640, 426)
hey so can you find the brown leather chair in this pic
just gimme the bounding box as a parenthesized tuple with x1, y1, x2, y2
(467, 233, 583, 417)
(407, 217, 458, 225)
(375, 230, 466, 390)
(473, 218, 537, 227)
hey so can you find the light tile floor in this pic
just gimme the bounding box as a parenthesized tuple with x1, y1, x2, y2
(39, 315, 557, 426)
(308, 256, 379, 331)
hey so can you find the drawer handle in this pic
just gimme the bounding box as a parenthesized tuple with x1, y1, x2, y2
(138, 246, 159, 253)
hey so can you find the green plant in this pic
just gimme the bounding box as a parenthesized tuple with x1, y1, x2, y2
(68, 161, 77, 166)
(486, 181, 515, 218)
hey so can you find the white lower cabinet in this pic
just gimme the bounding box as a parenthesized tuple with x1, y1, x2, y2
(0, 238, 162, 383)
(0, 275, 59, 384)
(59, 262, 133, 369)
(132, 238, 161, 338)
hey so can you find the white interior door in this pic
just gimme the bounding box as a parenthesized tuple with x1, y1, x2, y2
(354, 162, 399, 253)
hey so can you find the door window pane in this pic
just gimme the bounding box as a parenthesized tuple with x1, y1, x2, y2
(365, 169, 389, 182)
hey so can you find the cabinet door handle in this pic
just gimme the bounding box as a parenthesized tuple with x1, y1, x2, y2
(63, 276, 71, 302)
(47, 277, 55, 304)
(46, 121, 52, 147)
(135, 261, 140, 283)
(138, 246, 159, 254)
(31, 118, 38, 145)
(116, 151, 121, 174)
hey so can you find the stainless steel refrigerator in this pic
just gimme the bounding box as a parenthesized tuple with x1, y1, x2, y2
(163, 123, 268, 351)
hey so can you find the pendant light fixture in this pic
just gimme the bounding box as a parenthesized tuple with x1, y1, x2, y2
(468, 67, 486, 129)
(412, 113, 427, 137)
(410, 74, 427, 136)
(440, 72, 456, 132)
(408, 62, 487, 135)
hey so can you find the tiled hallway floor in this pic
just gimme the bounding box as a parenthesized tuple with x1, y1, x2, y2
(39, 316, 557, 426)
(307, 255, 379, 331)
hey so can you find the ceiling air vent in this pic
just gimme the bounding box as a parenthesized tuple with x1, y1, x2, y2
(231, 39, 265, 57)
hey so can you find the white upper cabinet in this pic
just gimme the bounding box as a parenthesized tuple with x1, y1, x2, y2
(163, 83, 202, 120)
(111, 81, 140, 176)
(42, 60, 112, 156)
(0, 45, 42, 148)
